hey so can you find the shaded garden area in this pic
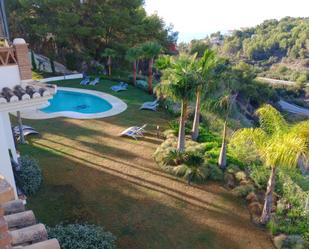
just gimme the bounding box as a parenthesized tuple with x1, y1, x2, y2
(17, 79, 274, 249)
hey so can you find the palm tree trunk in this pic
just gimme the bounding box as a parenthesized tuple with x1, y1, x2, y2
(177, 100, 188, 152)
(108, 56, 112, 76)
(148, 58, 154, 94)
(260, 166, 276, 224)
(133, 61, 137, 86)
(17, 111, 25, 144)
(192, 87, 201, 141)
(218, 121, 227, 169)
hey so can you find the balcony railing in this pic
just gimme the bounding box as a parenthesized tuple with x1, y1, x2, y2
(0, 46, 17, 66)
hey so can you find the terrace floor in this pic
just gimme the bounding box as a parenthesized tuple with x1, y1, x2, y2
(18, 79, 275, 249)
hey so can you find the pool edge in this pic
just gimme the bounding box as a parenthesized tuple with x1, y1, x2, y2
(19, 87, 128, 120)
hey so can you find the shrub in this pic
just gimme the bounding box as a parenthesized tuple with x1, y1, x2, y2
(47, 224, 116, 249)
(164, 149, 186, 166)
(15, 156, 42, 196)
(235, 171, 247, 182)
(206, 164, 223, 181)
(167, 120, 191, 136)
(226, 164, 241, 174)
(232, 184, 255, 197)
(249, 164, 270, 189)
(271, 174, 309, 239)
(197, 126, 221, 144)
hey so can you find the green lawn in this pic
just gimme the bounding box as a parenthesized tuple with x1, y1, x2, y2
(17, 79, 274, 249)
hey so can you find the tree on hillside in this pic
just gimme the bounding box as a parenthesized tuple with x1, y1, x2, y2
(102, 48, 117, 76)
(230, 105, 309, 224)
(155, 54, 197, 151)
(141, 42, 162, 94)
(191, 49, 217, 141)
(7, 0, 175, 70)
(190, 40, 210, 58)
(126, 47, 142, 85)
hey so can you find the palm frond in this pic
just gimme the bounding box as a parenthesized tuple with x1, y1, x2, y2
(256, 104, 288, 135)
(290, 120, 309, 144)
(231, 128, 268, 150)
(264, 132, 308, 168)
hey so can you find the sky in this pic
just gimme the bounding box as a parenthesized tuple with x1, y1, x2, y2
(144, 0, 309, 42)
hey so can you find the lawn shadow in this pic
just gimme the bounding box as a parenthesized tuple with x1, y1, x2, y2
(24, 145, 252, 249)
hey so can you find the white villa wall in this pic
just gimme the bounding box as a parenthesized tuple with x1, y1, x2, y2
(40, 73, 83, 83)
(0, 65, 21, 88)
(0, 113, 17, 198)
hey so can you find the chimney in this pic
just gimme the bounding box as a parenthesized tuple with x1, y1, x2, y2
(13, 38, 32, 83)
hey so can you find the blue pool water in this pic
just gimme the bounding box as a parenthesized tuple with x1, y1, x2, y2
(41, 90, 112, 114)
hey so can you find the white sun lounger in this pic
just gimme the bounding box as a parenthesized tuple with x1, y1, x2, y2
(14, 129, 39, 141)
(140, 100, 159, 111)
(13, 125, 35, 132)
(111, 82, 128, 92)
(120, 124, 147, 140)
(89, 77, 100, 85)
(80, 77, 90, 85)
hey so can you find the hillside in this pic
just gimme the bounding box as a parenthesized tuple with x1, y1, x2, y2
(185, 17, 309, 83)
(221, 17, 309, 83)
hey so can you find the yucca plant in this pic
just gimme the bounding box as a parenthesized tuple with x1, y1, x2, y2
(164, 149, 186, 166)
(173, 152, 207, 185)
(230, 104, 309, 224)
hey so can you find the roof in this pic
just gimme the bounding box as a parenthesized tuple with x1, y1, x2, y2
(0, 176, 60, 248)
(0, 81, 56, 112)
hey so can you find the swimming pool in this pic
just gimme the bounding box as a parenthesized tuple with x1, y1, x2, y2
(21, 87, 127, 120)
(42, 90, 113, 114)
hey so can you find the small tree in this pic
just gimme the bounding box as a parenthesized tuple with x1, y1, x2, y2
(230, 105, 309, 224)
(125, 47, 142, 86)
(155, 54, 197, 151)
(102, 48, 117, 76)
(141, 41, 162, 94)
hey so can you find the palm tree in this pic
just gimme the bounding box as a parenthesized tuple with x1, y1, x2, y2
(141, 41, 161, 94)
(155, 54, 197, 152)
(230, 105, 309, 224)
(206, 91, 237, 169)
(125, 47, 142, 86)
(102, 48, 117, 76)
(216, 93, 237, 169)
(191, 49, 217, 141)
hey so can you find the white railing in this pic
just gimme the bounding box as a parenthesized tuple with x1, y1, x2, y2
(40, 73, 83, 83)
